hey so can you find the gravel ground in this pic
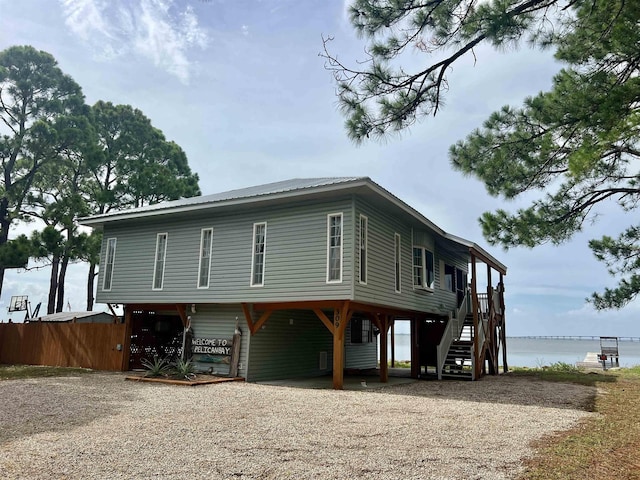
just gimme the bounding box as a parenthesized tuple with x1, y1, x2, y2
(0, 373, 595, 480)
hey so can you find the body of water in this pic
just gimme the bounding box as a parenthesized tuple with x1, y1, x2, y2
(382, 334, 640, 368)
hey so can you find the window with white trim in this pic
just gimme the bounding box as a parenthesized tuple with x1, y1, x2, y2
(413, 247, 435, 290)
(153, 233, 168, 290)
(394, 233, 401, 293)
(359, 214, 368, 284)
(350, 317, 373, 344)
(251, 222, 266, 286)
(327, 213, 343, 282)
(103, 238, 116, 291)
(197, 228, 213, 288)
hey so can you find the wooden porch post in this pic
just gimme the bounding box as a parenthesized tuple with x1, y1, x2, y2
(121, 306, 132, 372)
(486, 264, 498, 375)
(471, 253, 481, 379)
(332, 302, 351, 390)
(500, 273, 508, 373)
(410, 316, 419, 379)
(390, 319, 395, 368)
(379, 315, 390, 383)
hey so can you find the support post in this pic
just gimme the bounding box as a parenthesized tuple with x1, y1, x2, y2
(410, 317, 419, 379)
(499, 273, 508, 373)
(471, 254, 481, 380)
(121, 306, 132, 372)
(379, 315, 390, 383)
(390, 319, 395, 368)
(332, 308, 345, 390)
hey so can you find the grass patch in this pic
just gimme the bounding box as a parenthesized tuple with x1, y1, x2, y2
(0, 364, 92, 380)
(389, 360, 411, 369)
(518, 366, 640, 480)
(509, 361, 616, 387)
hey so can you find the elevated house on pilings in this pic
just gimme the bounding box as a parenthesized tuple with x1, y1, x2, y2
(81, 177, 507, 389)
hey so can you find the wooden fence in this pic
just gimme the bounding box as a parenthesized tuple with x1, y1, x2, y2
(0, 322, 128, 371)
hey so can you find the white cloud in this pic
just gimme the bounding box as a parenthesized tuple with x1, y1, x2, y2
(59, 0, 208, 83)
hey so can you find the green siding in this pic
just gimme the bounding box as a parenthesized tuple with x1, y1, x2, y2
(353, 198, 467, 315)
(189, 304, 251, 378)
(246, 309, 333, 382)
(344, 319, 377, 369)
(96, 198, 354, 304)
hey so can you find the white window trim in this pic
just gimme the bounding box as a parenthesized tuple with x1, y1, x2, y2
(412, 246, 435, 292)
(152, 233, 168, 291)
(359, 214, 368, 285)
(250, 222, 267, 287)
(197, 228, 213, 289)
(102, 237, 117, 291)
(394, 233, 402, 293)
(326, 212, 343, 283)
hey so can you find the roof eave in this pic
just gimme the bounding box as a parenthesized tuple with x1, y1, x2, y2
(80, 178, 372, 227)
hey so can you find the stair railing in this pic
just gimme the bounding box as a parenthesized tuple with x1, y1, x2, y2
(437, 288, 471, 379)
(471, 295, 490, 380)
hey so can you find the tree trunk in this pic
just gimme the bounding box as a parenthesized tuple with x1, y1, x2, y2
(0, 206, 11, 298)
(56, 255, 70, 313)
(86, 262, 97, 311)
(48, 256, 60, 314)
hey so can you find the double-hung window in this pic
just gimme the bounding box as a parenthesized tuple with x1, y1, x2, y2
(394, 233, 401, 293)
(198, 228, 213, 288)
(359, 215, 368, 284)
(350, 317, 373, 344)
(103, 238, 117, 291)
(412, 247, 435, 290)
(153, 233, 168, 290)
(327, 213, 343, 283)
(251, 222, 266, 286)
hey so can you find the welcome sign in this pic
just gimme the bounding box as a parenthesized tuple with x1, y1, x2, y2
(191, 337, 233, 356)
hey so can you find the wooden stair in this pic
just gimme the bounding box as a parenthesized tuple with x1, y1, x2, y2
(441, 341, 473, 379)
(441, 314, 475, 380)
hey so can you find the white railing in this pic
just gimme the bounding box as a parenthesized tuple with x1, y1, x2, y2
(437, 289, 471, 379)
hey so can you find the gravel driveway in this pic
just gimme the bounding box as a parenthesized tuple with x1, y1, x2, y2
(0, 373, 594, 479)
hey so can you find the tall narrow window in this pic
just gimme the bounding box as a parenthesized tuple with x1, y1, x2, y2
(153, 233, 168, 290)
(425, 250, 435, 289)
(412, 247, 435, 290)
(412, 247, 423, 287)
(103, 238, 117, 291)
(198, 228, 213, 288)
(394, 233, 401, 293)
(327, 213, 343, 282)
(251, 222, 266, 286)
(444, 263, 455, 292)
(359, 214, 368, 284)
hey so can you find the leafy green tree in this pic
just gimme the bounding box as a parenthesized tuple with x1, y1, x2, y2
(27, 114, 95, 313)
(326, 0, 640, 308)
(83, 101, 201, 308)
(30, 226, 65, 314)
(0, 45, 84, 297)
(0, 235, 31, 270)
(78, 230, 102, 311)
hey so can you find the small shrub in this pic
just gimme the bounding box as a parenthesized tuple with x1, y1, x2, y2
(172, 358, 196, 381)
(141, 355, 171, 377)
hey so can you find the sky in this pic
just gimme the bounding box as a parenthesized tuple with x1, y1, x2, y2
(0, 0, 638, 337)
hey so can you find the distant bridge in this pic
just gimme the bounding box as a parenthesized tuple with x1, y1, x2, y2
(509, 335, 640, 342)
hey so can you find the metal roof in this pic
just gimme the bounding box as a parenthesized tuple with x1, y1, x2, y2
(82, 177, 365, 224)
(29, 311, 114, 323)
(80, 176, 506, 273)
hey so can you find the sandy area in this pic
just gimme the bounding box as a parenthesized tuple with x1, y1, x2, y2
(0, 373, 595, 479)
